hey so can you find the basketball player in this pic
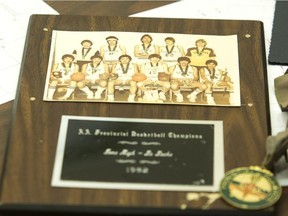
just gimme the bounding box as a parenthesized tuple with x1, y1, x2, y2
(81, 54, 110, 99)
(169, 56, 207, 103)
(138, 54, 170, 101)
(107, 55, 138, 102)
(134, 34, 159, 70)
(46, 54, 80, 100)
(186, 39, 216, 70)
(160, 37, 185, 67)
(100, 36, 126, 66)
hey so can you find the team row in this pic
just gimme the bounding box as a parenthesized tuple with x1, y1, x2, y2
(46, 53, 233, 104)
(66, 35, 216, 69)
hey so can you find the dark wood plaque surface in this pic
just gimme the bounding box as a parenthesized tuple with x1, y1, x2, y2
(44, 0, 179, 16)
(0, 15, 272, 216)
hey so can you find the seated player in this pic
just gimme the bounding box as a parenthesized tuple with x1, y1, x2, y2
(80, 54, 110, 99)
(169, 56, 207, 103)
(107, 55, 138, 102)
(137, 54, 170, 101)
(46, 54, 80, 100)
(199, 60, 234, 91)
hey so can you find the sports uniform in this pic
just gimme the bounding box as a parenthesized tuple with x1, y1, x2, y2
(101, 45, 124, 64)
(169, 56, 207, 103)
(160, 45, 183, 67)
(107, 55, 137, 102)
(85, 61, 107, 82)
(186, 47, 216, 68)
(135, 43, 158, 65)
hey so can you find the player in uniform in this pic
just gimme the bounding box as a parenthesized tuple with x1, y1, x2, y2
(185, 39, 216, 70)
(199, 60, 234, 92)
(46, 54, 80, 100)
(160, 37, 185, 67)
(100, 36, 126, 66)
(107, 55, 138, 102)
(169, 56, 207, 103)
(72, 39, 99, 69)
(138, 54, 170, 101)
(134, 34, 159, 71)
(81, 54, 109, 99)
(199, 59, 234, 104)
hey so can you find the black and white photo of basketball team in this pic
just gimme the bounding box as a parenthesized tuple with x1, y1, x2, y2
(43, 31, 240, 106)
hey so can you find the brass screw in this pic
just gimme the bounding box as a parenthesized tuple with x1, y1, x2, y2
(245, 34, 251, 38)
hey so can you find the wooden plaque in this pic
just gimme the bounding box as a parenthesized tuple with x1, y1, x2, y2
(0, 15, 272, 216)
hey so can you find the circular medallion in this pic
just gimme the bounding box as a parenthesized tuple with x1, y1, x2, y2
(219, 166, 282, 210)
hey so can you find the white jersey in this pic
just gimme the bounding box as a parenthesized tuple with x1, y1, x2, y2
(199, 68, 219, 83)
(114, 63, 135, 80)
(142, 62, 166, 82)
(102, 45, 123, 63)
(137, 43, 157, 57)
(171, 65, 195, 79)
(55, 63, 78, 80)
(135, 43, 157, 65)
(85, 62, 106, 80)
(74, 47, 98, 61)
(160, 45, 183, 66)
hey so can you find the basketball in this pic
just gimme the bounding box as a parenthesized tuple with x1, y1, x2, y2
(158, 72, 170, 81)
(132, 73, 147, 82)
(70, 72, 85, 81)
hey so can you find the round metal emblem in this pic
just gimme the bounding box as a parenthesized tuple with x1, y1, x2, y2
(219, 166, 282, 210)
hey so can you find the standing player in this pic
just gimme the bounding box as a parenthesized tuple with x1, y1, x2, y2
(72, 39, 99, 69)
(160, 37, 185, 67)
(134, 34, 159, 70)
(100, 36, 126, 66)
(186, 39, 216, 70)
